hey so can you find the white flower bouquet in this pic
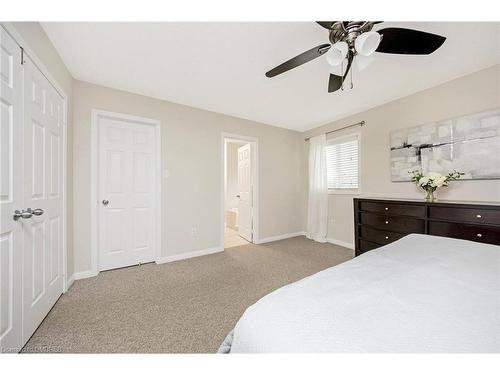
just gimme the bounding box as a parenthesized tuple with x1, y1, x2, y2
(409, 170, 464, 202)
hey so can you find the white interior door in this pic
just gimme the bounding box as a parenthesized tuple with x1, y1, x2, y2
(98, 115, 157, 271)
(0, 28, 24, 352)
(237, 144, 253, 242)
(21, 55, 64, 344)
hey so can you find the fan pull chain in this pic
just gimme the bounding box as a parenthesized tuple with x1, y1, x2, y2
(350, 62, 354, 89)
(341, 59, 344, 91)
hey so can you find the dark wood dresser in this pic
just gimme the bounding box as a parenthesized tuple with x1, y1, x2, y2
(354, 198, 500, 256)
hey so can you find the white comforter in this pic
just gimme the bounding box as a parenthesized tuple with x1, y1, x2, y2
(228, 234, 500, 353)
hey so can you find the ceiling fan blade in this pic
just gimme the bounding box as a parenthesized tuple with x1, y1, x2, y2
(376, 28, 446, 55)
(316, 21, 336, 30)
(265, 44, 330, 78)
(328, 74, 343, 93)
(328, 52, 354, 93)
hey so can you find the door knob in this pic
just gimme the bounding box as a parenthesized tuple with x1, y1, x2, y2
(13, 210, 23, 221)
(13, 209, 33, 221)
(30, 208, 44, 216)
(236, 195, 241, 198)
(102, 199, 109, 206)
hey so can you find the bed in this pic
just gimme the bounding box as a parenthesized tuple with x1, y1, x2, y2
(219, 234, 500, 353)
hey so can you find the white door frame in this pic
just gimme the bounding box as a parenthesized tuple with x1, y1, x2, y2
(221, 133, 259, 246)
(1, 23, 70, 293)
(90, 110, 162, 275)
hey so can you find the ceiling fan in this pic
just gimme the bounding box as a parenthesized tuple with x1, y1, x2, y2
(265, 22, 446, 93)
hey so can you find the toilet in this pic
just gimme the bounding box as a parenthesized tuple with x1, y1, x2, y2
(226, 207, 238, 230)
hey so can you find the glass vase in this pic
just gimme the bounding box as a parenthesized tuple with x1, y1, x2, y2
(424, 189, 436, 203)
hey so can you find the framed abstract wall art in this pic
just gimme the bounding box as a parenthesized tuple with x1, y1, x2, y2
(390, 109, 500, 182)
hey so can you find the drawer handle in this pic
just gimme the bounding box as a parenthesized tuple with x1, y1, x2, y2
(384, 207, 389, 211)
(385, 220, 389, 224)
(477, 233, 483, 238)
(476, 214, 482, 218)
(385, 236, 389, 240)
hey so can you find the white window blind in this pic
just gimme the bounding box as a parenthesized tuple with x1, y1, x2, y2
(326, 134, 359, 190)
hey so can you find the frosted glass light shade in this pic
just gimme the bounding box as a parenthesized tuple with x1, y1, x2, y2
(328, 58, 347, 76)
(355, 31, 381, 56)
(326, 41, 348, 66)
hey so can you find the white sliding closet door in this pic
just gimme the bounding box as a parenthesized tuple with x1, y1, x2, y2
(0, 27, 24, 353)
(22, 55, 64, 344)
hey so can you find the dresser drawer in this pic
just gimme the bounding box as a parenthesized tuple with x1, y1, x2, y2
(357, 239, 381, 255)
(428, 221, 500, 245)
(360, 212, 425, 233)
(359, 226, 407, 245)
(429, 206, 500, 225)
(359, 201, 425, 218)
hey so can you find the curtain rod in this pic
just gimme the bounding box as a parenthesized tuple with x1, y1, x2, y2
(304, 120, 365, 141)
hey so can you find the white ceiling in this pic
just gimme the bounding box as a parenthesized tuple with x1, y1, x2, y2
(42, 22, 500, 132)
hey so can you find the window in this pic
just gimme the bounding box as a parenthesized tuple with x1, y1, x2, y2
(326, 133, 360, 193)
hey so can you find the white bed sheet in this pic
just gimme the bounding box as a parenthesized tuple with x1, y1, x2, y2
(229, 234, 500, 353)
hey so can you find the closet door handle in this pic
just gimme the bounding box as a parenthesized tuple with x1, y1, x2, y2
(13, 209, 35, 221)
(31, 208, 44, 216)
(13, 210, 24, 221)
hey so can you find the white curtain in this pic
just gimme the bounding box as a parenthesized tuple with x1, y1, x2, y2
(306, 134, 328, 243)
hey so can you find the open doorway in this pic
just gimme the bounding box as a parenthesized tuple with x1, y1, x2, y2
(222, 134, 258, 248)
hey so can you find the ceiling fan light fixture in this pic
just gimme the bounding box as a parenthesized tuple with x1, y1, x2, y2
(355, 31, 381, 56)
(265, 22, 447, 93)
(326, 41, 348, 66)
(328, 59, 347, 76)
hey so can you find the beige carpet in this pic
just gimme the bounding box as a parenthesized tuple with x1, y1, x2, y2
(22, 236, 353, 353)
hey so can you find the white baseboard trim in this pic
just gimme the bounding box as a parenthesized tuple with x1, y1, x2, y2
(254, 231, 306, 244)
(156, 246, 224, 264)
(65, 274, 75, 292)
(327, 237, 355, 250)
(74, 270, 99, 280)
(72, 246, 225, 279)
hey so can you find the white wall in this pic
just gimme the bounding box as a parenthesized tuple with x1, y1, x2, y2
(73, 80, 305, 274)
(303, 64, 500, 247)
(225, 142, 240, 212)
(8, 22, 75, 278)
